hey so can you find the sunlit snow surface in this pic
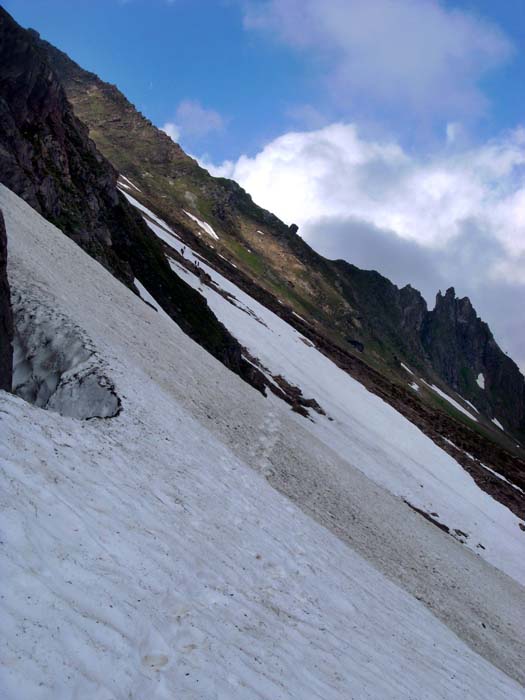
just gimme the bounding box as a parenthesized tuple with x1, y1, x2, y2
(161, 233, 524, 584)
(1, 185, 524, 699)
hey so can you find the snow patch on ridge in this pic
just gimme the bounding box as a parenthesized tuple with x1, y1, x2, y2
(464, 398, 479, 413)
(119, 174, 141, 192)
(477, 372, 486, 389)
(183, 209, 220, 240)
(144, 219, 181, 248)
(422, 380, 478, 422)
(480, 463, 524, 494)
(119, 189, 175, 234)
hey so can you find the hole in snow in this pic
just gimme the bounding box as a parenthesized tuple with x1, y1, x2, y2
(11, 289, 121, 419)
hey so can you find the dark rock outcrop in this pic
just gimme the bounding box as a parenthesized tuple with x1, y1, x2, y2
(423, 288, 486, 388)
(0, 209, 13, 391)
(0, 7, 265, 392)
(0, 13, 124, 275)
(332, 264, 525, 435)
(333, 261, 429, 363)
(331, 267, 525, 435)
(423, 288, 525, 435)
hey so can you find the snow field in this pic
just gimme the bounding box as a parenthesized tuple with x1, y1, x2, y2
(2, 184, 524, 697)
(145, 217, 524, 586)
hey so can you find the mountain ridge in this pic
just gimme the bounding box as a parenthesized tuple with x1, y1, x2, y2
(0, 5, 523, 443)
(34, 30, 525, 439)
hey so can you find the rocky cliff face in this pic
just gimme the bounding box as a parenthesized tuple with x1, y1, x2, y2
(0, 13, 125, 275)
(0, 7, 266, 392)
(423, 288, 525, 435)
(0, 209, 13, 391)
(332, 261, 429, 363)
(423, 288, 488, 388)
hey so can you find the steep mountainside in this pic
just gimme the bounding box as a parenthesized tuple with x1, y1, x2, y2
(1, 8, 525, 698)
(0, 7, 266, 390)
(122, 190, 525, 521)
(38, 33, 525, 439)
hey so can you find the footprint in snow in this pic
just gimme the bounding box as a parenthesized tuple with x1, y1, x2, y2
(142, 654, 169, 670)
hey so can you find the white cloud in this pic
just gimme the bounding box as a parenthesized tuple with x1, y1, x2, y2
(202, 122, 525, 367)
(176, 99, 224, 137)
(206, 123, 525, 264)
(161, 121, 181, 142)
(162, 100, 224, 144)
(446, 122, 463, 145)
(243, 0, 514, 119)
(208, 123, 525, 258)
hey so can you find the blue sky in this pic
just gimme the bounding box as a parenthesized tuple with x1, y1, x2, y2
(4, 0, 525, 368)
(4, 0, 312, 160)
(4, 0, 525, 160)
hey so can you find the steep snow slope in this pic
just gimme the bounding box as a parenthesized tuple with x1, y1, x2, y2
(1, 184, 524, 698)
(135, 201, 525, 585)
(125, 190, 525, 681)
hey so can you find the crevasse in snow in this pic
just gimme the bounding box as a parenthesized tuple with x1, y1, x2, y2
(11, 286, 120, 419)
